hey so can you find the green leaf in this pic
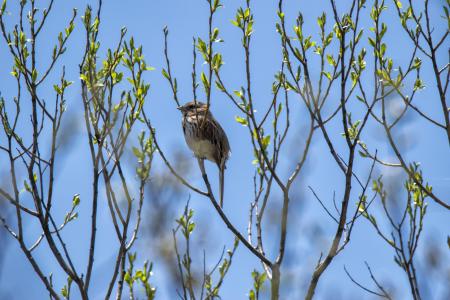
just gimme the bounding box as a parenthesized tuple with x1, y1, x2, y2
(200, 72, 210, 90)
(246, 21, 254, 37)
(317, 13, 326, 28)
(322, 71, 332, 80)
(68, 212, 78, 222)
(276, 103, 283, 118)
(233, 90, 243, 98)
(135, 270, 144, 280)
(215, 80, 225, 92)
(212, 27, 219, 41)
(63, 80, 73, 89)
(10, 69, 18, 78)
(161, 68, 169, 80)
(413, 78, 425, 91)
(19, 31, 26, 46)
(244, 8, 251, 18)
(128, 252, 137, 264)
(258, 272, 267, 285)
(235, 116, 248, 126)
(0, 0, 6, 15)
(380, 43, 386, 56)
(65, 22, 75, 36)
(61, 286, 68, 298)
(212, 0, 222, 11)
(53, 85, 62, 95)
(197, 38, 207, 55)
(31, 68, 38, 82)
(314, 46, 322, 55)
(188, 223, 195, 234)
(412, 57, 422, 69)
(24, 180, 31, 192)
(351, 71, 359, 88)
(326, 54, 336, 66)
(285, 81, 298, 93)
(124, 271, 132, 285)
(132, 146, 143, 160)
(79, 74, 88, 82)
(249, 290, 256, 300)
(72, 194, 80, 207)
(262, 135, 271, 150)
(113, 100, 125, 113)
(212, 53, 223, 70)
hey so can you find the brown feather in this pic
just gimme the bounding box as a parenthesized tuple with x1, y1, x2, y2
(181, 101, 230, 168)
(180, 101, 230, 207)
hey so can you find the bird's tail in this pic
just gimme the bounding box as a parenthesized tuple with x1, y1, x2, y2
(219, 163, 225, 208)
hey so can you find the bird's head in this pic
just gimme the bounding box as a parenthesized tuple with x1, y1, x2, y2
(177, 101, 208, 115)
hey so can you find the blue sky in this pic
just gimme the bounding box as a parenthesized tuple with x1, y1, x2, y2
(0, 0, 449, 299)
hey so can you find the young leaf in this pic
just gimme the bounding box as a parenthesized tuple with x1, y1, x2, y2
(235, 116, 248, 126)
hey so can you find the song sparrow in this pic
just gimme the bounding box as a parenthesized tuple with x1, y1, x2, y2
(178, 101, 230, 207)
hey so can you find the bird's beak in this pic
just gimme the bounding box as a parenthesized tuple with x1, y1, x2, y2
(177, 106, 183, 111)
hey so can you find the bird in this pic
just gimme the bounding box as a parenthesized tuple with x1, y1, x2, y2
(178, 100, 230, 207)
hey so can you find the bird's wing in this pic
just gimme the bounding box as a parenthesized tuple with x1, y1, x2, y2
(198, 115, 231, 164)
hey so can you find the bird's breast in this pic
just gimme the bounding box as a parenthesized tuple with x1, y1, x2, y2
(183, 119, 216, 162)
